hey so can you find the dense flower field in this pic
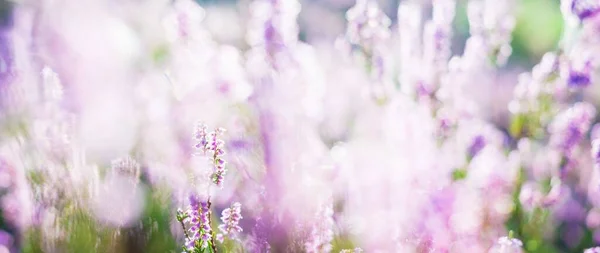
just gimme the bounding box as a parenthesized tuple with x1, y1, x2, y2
(0, 0, 600, 252)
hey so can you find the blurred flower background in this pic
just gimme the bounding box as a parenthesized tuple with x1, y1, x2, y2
(0, 0, 600, 252)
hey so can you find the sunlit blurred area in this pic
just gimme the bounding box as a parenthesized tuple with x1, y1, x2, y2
(1, 0, 600, 252)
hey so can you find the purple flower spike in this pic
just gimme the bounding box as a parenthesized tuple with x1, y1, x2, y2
(192, 122, 228, 187)
(217, 202, 243, 240)
(185, 238, 195, 250)
(345, 0, 391, 53)
(567, 60, 592, 88)
(183, 194, 213, 250)
(549, 102, 596, 157)
(468, 135, 486, 158)
(571, 0, 600, 21)
(568, 70, 591, 87)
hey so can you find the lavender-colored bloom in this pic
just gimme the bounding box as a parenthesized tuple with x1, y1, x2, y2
(110, 157, 141, 182)
(193, 122, 209, 151)
(423, 0, 456, 70)
(184, 238, 195, 251)
(549, 102, 596, 157)
(467, 0, 516, 65)
(185, 195, 212, 249)
(247, 0, 300, 65)
(468, 135, 486, 158)
(534, 52, 561, 81)
(543, 179, 565, 207)
(519, 182, 543, 210)
(193, 123, 228, 187)
(217, 202, 243, 241)
(345, 0, 391, 54)
(209, 128, 227, 187)
(509, 52, 560, 114)
(488, 236, 523, 253)
(571, 0, 600, 21)
(568, 69, 591, 87)
(305, 203, 334, 253)
(567, 60, 592, 88)
(397, 0, 423, 95)
(247, 216, 271, 252)
(345, 0, 391, 100)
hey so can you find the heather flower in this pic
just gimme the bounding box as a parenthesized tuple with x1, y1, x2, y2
(305, 203, 334, 253)
(193, 122, 209, 152)
(344, 0, 392, 100)
(246, 0, 300, 65)
(570, 0, 600, 21)
(178, 123, 231, 251)
(397, 0, 423, 95)
(509, 52, 560, 116)
(217, 202, 243, 241)
(542, 178, 565, 207)
(566, 59, 593, 88)
(37, 67, 73, 160)
(488, 235, 523, 253)
(246, 216, 270, 252)
(193, 123, 227, 187)
(549, 102, 596, 157)
(533, 52, 561, 81)
(423, 0, 456, 71)
(345, 0, 391, 54)
(110, 157, 141, 182)
(183, 195, 213, 250)
(467, 0, 516, 65)
(468, 135, 487, 159)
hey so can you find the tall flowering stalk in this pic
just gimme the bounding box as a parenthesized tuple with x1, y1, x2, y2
(549, 102, 596, 161)
(247, 0, 300, 68)
(246, 0, 330, 251)
(194, 123, 227, 187)
(177, 123, 231, 252)
(344, 0, 391, 101)
(467, 0, 516, 66)
(178, 122, 244, 252)
(304, 203, 334, 253)
(178, 197, 214, 251)
(217, 202, 243, 242)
